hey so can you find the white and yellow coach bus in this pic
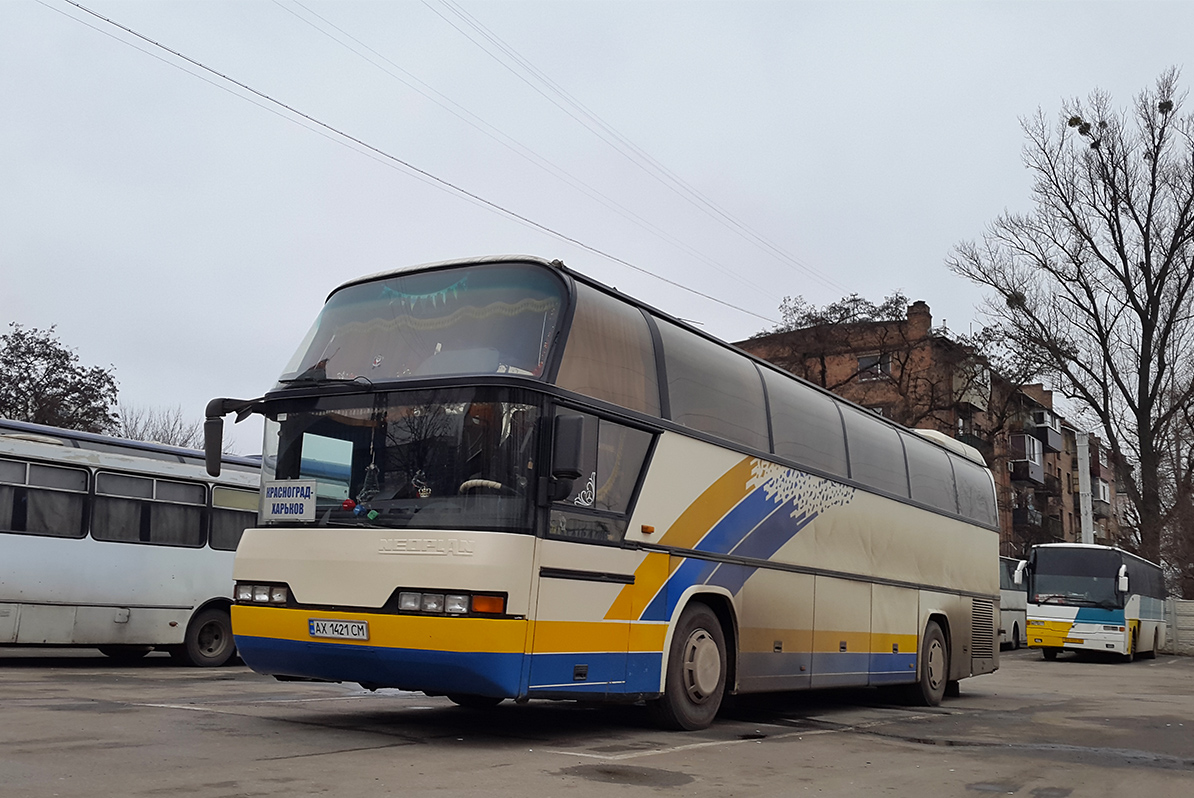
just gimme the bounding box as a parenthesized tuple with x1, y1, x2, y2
(1019, 543, 1166, 661)
(1, 419, 259, 665)
(205, 256, 1000, 729)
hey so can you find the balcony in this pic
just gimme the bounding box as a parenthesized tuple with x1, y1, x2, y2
(1010, 459, 1045, 485)
(956, 432, 993, 458)
(1035, 474, 1062, 496)
(1043, 514, 1064, 541)
(1012, 505, 1044, 528)
(1033, 425, 1063, 453)
(1093, 497, 1112, 519)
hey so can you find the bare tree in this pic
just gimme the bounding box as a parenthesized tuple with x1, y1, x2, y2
(118, 404, 204, 450)
(949, 68, 1194, 567)
(0, 323, 119, 433)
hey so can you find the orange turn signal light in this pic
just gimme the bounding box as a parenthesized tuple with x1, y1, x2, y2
(471, 595, 505, 614)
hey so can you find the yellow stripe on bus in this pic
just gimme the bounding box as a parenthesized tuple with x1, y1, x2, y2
(605, 457, 755, 621)
(232, 605, 528, 653)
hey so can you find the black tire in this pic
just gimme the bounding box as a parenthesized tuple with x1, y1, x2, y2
(648, 603, 727, 730)
(1124, 629, 1138, 663)
(446, 694, 504, 709)
(908, 620, 949, 706)
(1042, 647, 1058, 661)
(98, 645, 153, 662)
(171, 607, 235, 667)
(1142, 629, 1159, 660)
(1011, 623, 1021, 651)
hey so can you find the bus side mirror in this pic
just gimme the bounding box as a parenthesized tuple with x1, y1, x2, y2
(1013, 560, 1027, 586)
(545, 414, 585, 502)
(1117, 564, 1129, 593)
(204, 416, 224, 477)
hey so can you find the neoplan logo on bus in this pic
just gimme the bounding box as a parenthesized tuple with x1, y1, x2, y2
(309, 619, 369, 641)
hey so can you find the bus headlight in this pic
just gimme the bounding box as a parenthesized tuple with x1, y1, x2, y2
(445, 594, 469, 614)
(392, 589, 507, 616)
(235, 582, 291, 605)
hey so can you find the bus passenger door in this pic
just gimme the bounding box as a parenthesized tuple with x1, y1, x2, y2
(527, 536, 630, 697)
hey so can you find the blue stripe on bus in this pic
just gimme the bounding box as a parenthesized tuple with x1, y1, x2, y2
(1074, 607, 1126, 624)
(528, 651, 663, 695)
(235, 635, 524, 696)
(708, 505, 818, 594)
(641, 489, 782, 621)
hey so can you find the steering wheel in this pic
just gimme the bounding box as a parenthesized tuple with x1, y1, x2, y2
(458, 479, 507, 494)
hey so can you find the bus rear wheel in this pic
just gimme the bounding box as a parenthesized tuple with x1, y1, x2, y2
(171, 607, 235, 667)
(649, 603, 727, 730)
(907, 620, 949, 706)
(1142, 628, 1159, 660)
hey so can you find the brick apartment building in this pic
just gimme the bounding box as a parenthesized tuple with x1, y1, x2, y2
(736, 301, 1122, 557)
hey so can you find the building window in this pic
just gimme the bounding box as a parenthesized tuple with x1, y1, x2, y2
(858, 352, 892, 381)
(1096, 478, 1110, 503)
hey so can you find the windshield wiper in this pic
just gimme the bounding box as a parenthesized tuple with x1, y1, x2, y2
(279, 374, 374, 388)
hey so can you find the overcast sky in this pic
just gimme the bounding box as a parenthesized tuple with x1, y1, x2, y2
(2, 0, 1191, 453)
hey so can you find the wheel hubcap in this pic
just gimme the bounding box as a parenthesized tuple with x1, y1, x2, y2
(926, 639, 945, 690)
(198, 621, 226, 656)
(682, 628, 721, 702)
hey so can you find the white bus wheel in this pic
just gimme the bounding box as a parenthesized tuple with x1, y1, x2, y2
(648, 603, 727, 731)
(171, 608, 236, 667)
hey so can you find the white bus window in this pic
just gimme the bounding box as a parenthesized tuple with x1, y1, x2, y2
(157, 480, 206, 505)
(210, 487, 258, 551)
(0, 458, 26, 484)
(97, 472, 153, 499)
(299, 433, 354, 502)
(93, 473, 204, 547)
(763, 371, 848, 477)
(556, 283, 661, 416)
(842, 408, 909, 498)
(657, 319, 769, 451)
(902, 432, 958, 514)
(1, 459, 88, 538)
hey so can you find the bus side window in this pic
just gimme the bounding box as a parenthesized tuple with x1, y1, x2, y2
(954, 457, 998, 527)
(550, 412, 653, 543)
(93, 473, 205, 547)
(656, 319, 769, 451)
(210, 487, 258, 551)
(0, 459, 88, 538)
(841, 408, 909, 498)
(763, 370, 848, 477)
(902, 432, 958, 514)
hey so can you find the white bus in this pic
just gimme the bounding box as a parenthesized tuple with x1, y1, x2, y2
(1019, 543, 1166, 661)
(999, 555, 1027, 649)
(207, 256, 1000, 728)
(0, 419, 259, 665)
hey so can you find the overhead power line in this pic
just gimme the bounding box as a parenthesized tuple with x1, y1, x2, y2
(272, 0, 778, 300)
(40, 0, 781, 325)
(427, 0, 850, 295)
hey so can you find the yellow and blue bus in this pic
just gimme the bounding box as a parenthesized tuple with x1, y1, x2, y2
(1020, 543, 1166, 661)
(206, 256, 1000, 729)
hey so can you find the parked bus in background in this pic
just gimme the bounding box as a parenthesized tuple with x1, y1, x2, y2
(1018, 543, 1166, 661)
(999, 555, 1027, 650)
(207, 256, 1000, 729)
(0, 419, 259, 665)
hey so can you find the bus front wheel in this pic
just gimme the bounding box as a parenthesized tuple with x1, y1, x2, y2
(171, 607, 236, 667)
(649, 603, 727, 731)
(1011, 623, 1021, 651)
(447, 694, 504, 709)
(908, 620, 949, 706)
(98, 645, 153, 662)
(1042, 647, 1059, 661)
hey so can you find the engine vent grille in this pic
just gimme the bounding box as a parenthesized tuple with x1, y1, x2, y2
(971, 598, 996, 659)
